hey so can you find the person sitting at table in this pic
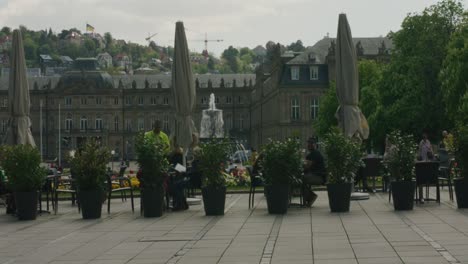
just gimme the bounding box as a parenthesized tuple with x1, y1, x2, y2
(303, 137, 326, 207)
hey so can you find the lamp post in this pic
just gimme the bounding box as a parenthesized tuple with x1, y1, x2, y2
(111, 150, 115, 171)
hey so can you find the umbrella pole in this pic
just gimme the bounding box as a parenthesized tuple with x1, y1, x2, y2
(58, 103, 61, 168)
(40, 100, 43, 161)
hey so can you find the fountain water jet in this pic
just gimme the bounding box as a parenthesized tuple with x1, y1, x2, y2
(200, 93, 224, 138)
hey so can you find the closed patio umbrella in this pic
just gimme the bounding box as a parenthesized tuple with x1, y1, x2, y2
(4, 29, 35, 146)
(335, 14, 369, 140)
(172, 21, 197, 155)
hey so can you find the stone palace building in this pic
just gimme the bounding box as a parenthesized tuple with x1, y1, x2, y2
(0, 37, 391, 161)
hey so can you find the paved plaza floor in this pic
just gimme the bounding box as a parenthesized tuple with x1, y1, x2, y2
(1, 189, 468, 264)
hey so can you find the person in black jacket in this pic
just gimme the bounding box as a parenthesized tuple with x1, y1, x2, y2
(303, 137, 326, 207)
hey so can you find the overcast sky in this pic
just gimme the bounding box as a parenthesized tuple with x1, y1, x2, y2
(0, 0, 458, 56)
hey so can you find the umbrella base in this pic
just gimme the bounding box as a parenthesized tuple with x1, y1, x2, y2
(350, 192, 370, 200)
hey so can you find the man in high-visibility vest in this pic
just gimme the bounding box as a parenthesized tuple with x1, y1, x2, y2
(144, 120, 170, 155)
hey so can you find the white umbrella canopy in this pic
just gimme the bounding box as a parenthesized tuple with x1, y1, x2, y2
(4, 29, 36, 146)
(335, 14, 369, 140)
(172, 21, 197, 150)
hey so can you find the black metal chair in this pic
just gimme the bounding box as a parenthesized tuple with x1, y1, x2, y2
(359, 157, 384, 192)
(53, 173, 79, 214)
(106, 168, 134, 214)
(246, 166, 263, 209)
(438, 157, 454, 201)
(415, 161, 440, 203)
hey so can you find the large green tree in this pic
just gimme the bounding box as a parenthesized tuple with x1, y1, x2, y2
(440, 12, 468, 125)
(377, 0, 464, 140)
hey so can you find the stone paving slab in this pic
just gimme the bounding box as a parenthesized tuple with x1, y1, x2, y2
(1, 188, 468, 263)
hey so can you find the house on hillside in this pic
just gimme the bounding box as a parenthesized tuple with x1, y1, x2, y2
(97, 52, 113, 69)
(60, 56, 74, 68)
(0, 35, 11, 51)
(0, 53, 9, 66)
(113, 54, 132, 70)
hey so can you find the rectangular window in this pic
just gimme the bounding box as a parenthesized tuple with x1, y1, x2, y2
(150, 117, 158, 129)
(310, 66, 319, 80)
(95, 118, 103, 130)
(150, 97, 157, 105)
(226, 96, 232, 104)
(65, 97, 72, 106)
(310, 97, 319, 120)
(163, 115, 169, 131)
(125, 120, 132, 132)
(138, 96, 144, 105)
(291, 66, 300, 80)
(81, 97, 87, 105)
(1, 98, 7, 108)
(138, 118, 145, 131)
(239, 115, 244, 130)
(238, 96, 242, 104)
(201, 97, 207, 104)
(291, 98, 300, 120)
(1, 119, 6, 132)
(113, 97, 119, 105)
(125, 96, 132, 105)
(114, 117, 119, 131)
(163, 97, 169, 105)
(96, 97, 102, 105)
(225, 115, 232, 130)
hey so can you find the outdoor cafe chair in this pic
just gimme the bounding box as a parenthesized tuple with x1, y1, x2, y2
(415, 161, 440, 203)
(438, 158, 455, 201)
(359, 157, 384, 192)
(106, 168, 134, 214)
(52, 173, 79, 214)
(245, 166, 264, 209)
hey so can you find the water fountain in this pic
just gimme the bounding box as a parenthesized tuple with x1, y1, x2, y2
(200, 93, 224, 138)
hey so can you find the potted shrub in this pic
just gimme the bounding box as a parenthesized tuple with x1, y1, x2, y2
(384, 131, 417, 211)
(453, 124, 468, 209)
(0, 144, 46, 220)
(262, 138, 302, 214)
(135, 132, 169, 217)
(70, 140, 110, 219)
(198, 139, 230, 215)
(323, 129, 363, 213)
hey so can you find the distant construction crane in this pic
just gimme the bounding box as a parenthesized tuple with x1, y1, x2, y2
(145, 33, 158, 43)
(193, 33, 223, 59)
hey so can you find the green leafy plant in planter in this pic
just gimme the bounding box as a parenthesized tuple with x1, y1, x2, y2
(0, 144, 46, 220)
(135, 131, 170, 217)
(384, 130, 417, 210)
(70, 140, 110, 219)
(198, 138, 230, 215)
(323, 128, 363, 212)
(453, 124, 468, 208)
(261, 138, 302, 214)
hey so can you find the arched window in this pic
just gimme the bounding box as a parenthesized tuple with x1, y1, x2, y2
(95, 116, 103, 131)
(65, 114, 73, 131)
(80, 116, 88, 131)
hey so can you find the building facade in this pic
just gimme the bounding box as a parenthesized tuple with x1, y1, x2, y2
(250, 37, 392, 149)
(0, 72, 255, 161)
(0, 36, 391, 160)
